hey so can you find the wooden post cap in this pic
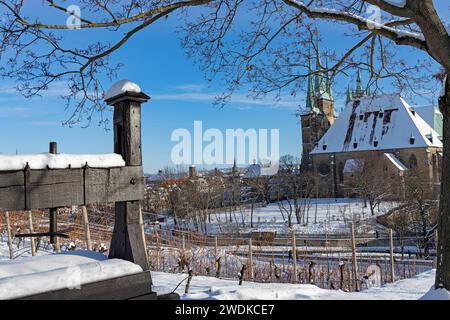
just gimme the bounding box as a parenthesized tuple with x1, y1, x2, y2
(104, 80, 150, 106)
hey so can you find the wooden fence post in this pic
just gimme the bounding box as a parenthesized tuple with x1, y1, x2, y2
(292, 230, 298, 282)
(5, 211, 13, 259)
(350, 223, 359, 291)
(81, 206, 93, 251)
(27, 211, 36, 256)
(389, 228, 395, 283)
(248, 238, 254, 280)
(47, 142, 61, 253)
(106, 84, 150, 271)
(156, 229, 161, 270)
(214, 236, 218, 261)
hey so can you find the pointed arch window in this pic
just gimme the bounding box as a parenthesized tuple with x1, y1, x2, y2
(409, 154, 418, 169)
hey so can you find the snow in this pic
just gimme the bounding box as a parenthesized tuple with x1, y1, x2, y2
(311, 94, 442, 155)
(384, 153, 407, 171)
(421, 287, 450, 300)
(171, 198, 397, 235)
(0, 241, 446, 300)
(0, 250, 143, 299)
(152, 269, 449, 300)
(0, 153, 125, 171)
(343, 159, 361, 173)
(105, 79, 141, 100)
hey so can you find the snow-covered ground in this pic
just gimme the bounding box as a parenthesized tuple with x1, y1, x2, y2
(0, 242, 448, 300)
(152, 269, 449, 300)
(167, 198, 397, 235)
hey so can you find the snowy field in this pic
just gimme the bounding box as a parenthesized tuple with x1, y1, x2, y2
(167, 198, 398, 235)
(152, 269, 449, 300)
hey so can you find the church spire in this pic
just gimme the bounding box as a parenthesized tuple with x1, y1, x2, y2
(314, 34, 324, 95)
(346, 85, 353, 105)
(355, 69, 364, 97)
(306, 47, 316, 111)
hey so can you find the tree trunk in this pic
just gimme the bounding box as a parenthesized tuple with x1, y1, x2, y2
(436, 75, 450, 289)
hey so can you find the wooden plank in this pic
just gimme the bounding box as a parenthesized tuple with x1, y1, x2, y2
(0, 166, 144, 211)
(85, 166, 144, 204)
(17, 271, 156, 300)
(28, 169, 84, 209)
(0, 186, 25, 211)
(0, 171, 23, 188)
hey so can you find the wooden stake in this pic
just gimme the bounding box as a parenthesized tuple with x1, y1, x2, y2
(156, 229, 161, 270)
(185, 270, 194, 293)
(5, 212, 13, 259)
(81, 206, 93, 251)
(27, 211, 36, 256)
(389, 228, 395, 283)
(350, 223, 359, 291)
(434, 229, 438, 268)
(214, 236, 218, 261)
(292, 230, 298, 282)
(248, 238, 254, 280)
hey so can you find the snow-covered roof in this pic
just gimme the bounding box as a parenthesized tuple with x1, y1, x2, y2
(311, 94, 442, 155)
(384, 153, 408, 171)
(244, 164, 262, 178)
(105, 79, 141, 100)
(0, 153, 125, 171)
(0, 251, 142, 299)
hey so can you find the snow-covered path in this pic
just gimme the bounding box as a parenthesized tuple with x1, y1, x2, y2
(152, 269, 448, 300)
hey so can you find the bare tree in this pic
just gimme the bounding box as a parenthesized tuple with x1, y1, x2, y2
(345, 152, 399, 216)
(0, 0, 210, 126)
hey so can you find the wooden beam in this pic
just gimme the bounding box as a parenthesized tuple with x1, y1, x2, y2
(14, 232, 69, 238)
(0, 166, 144, 211)
(17, 271, 156, 300)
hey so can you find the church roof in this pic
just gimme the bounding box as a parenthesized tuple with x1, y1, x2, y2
(311, 94, 442, 154)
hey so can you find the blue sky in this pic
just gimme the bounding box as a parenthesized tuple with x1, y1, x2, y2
(0, 1, 448, 173)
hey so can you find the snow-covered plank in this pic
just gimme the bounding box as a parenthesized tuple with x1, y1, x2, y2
(0, 251, 149, 300)
(0, 153, 125, 171)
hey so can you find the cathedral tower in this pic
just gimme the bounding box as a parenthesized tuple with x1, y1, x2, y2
(300, 38, 335, 170)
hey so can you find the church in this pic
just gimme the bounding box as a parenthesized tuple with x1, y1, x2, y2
(300, 45, 443, 198)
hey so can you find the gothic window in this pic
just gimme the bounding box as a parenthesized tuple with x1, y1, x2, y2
(408, 154, 418, 169)
(318, 162, 331, 176)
